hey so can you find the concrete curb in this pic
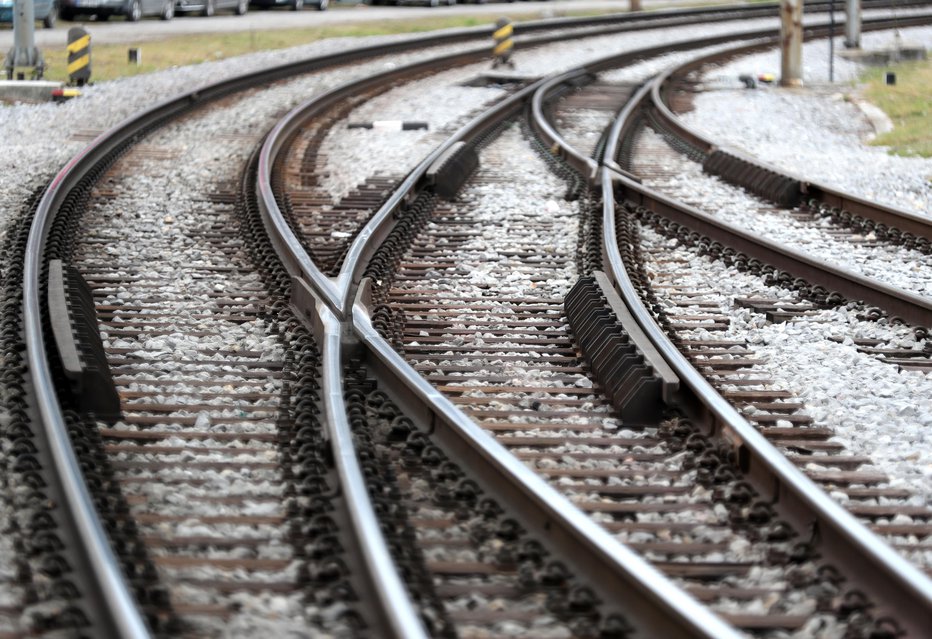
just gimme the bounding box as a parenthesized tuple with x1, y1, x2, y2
(0, 79, 65, 102)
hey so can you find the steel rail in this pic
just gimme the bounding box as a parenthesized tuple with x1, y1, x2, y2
(516, 0, 932, 33)
(528, 29, 781, 181)
(527, 16, 932, 634)
(530, 67, 601, 180)
(269, 25, 859, 637)
(258, 12, 856, 319)
(647, 19, 932, 244)
(601, 12, 932, 184)
(536, 15, 932, 327)
(24, 156, 153, 639)
(334, 82, 540, 317)
(252, 6, 932, 637)
(20, 11, 726, 634)
(21, 12, 732, 636)
(332, 22, 835, 316)
(349, 283, 744, 639)
(316, 303, 430, 638)
(621, 176, 932, 326)
(21, 4, 927, 637)
(530, 9, 932, 175)
(599, 167, 932, 637)
(543, 12, 932, 188)
(640, 15, 932, 329)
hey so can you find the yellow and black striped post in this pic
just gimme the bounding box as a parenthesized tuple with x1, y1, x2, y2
(492, 18, 514, 68)
(67, 27, 91, 86)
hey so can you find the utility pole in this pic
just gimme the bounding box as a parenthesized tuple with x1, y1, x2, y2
(780, 0, 803, 87)
(3, 0, 45, 80)
(845, 0, 862, 48)
(829, 0, 835, 82)
(630, 0, 642, 11)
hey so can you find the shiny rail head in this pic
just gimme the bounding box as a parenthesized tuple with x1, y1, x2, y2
(600, 169, 932, 635)
(319, 306, 430, 639)
(350, 279, 744, 639)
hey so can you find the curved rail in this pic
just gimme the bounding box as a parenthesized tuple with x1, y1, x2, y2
(25, 31, 495, 635)
(261, 12, 932, 634)
(18, 18, 588, 638)
(529, 10, 932, 183)
(318, 305, 429, 638)
(647, 22, 932, 244)
(599, 167, 932, 637)
(25, 10, 767, 634)
(256, 39, 538, 316)
(520, 13, 932, 635)
(24, 4, 931, 637)
(25, 165, 152, 638)
(530, 68, 601, 180)
(539, 14, 932, 328)
(528, 29, 780, 180)
(350, 284, 743, 639)
(257, 9, 841, 319)
(263, 24, 833, 638)
(619, 175, 932, 325)
(525, 18, 932, 635)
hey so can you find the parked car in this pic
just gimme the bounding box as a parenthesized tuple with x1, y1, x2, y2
(0, 0, 58, 28)
(249, 0, 327, 11)
(58, 0, 175, 21)
(370, 0, 456, 6)
(175, 0, 248, 16)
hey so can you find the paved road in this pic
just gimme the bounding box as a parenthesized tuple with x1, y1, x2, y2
(0, 0, 686, 47)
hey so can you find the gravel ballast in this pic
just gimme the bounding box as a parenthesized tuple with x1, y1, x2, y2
(0, 11, 929, 635)
(631, 126, 932, 298)
(637, 222, 932, 569)
(684, 26, 932, 217)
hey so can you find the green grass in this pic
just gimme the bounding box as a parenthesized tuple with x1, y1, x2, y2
(862, 58, 932, 158)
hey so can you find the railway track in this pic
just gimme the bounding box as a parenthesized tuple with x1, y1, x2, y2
(289, 9, 931, 636)
(6, 3, 932, 637)
(546, 11, 932, 630)
(366, 122, 855, 634)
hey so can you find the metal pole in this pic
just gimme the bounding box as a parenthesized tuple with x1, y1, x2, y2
(780, 0, 804, 87)
(829, 0, 835, 82)
(845, 0, 862, 48)
(4, 0, 44, 80)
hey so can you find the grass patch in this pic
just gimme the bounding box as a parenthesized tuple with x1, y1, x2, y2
(861, 57, 932, 158)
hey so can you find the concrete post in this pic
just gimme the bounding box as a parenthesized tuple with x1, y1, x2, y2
(780, 0, 804, 87)
(844, 0, 861, 49)
(3, 0, 44, 80)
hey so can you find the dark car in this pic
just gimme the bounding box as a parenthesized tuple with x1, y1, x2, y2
(249, 0, 327, 11)
(175, 0, 248, 16)
(0, 0, 58, 28)
(59, 0, 175, 21)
